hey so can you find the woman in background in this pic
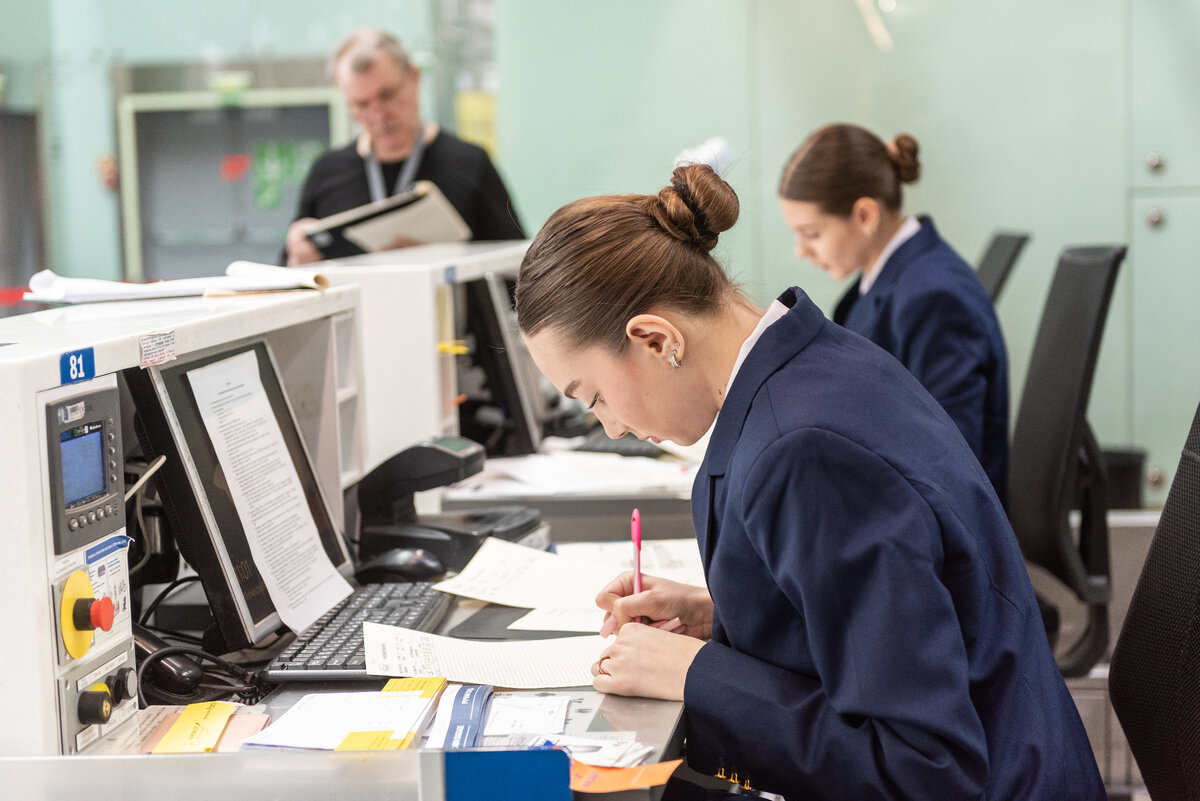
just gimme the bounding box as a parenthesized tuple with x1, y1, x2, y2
(779, 124, 1009, 506)
(514, 163, 1101, 800)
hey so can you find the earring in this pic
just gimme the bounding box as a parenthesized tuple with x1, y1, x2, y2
(669, 347, 682, 369)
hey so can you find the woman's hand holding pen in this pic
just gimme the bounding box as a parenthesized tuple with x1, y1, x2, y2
(591, 572, 714, 700)
(596, 571, 713, 639)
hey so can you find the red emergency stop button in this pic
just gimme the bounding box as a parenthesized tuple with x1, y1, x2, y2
(60, 571, 104, 659)
(73, 596, 115, 632)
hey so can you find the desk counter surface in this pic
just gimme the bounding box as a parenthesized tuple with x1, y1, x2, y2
(40, 596, 686, 800)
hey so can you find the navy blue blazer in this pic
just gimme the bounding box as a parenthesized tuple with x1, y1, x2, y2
(834, 216, 1009, 506)
(683, 287, 1102, 800)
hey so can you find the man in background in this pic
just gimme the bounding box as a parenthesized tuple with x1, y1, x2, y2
(284, 27, 525, 265)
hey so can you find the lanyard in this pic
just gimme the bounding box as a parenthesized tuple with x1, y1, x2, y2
(365, 123, 427, 202)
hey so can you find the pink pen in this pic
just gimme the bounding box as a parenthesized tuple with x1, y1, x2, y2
(631, 508, 643, 608)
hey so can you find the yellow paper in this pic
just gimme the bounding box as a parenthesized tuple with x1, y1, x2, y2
(382, 676, 447, 698)
(570, 759, 683, 793)
(335, 730, 408, 751)
(152, 702, 239, 754)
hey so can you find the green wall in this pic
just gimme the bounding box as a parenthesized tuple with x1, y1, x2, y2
(0, 0, 50, 110)
(497, 2, 762, 291)
(496, 0, 1195, 499)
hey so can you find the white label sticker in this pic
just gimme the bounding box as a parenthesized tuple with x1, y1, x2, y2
(139, 331, 177, 368)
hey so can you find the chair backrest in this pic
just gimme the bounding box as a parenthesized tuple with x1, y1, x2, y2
(1008, 245, 1125, 677)
(975, 231, 1030, 301)
(1109, 401, 1200, 800)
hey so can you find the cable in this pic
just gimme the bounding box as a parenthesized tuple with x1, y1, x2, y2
(126, 455, 167, 577)
(136, 645, 275, 707)
(139, 623, 204, 645)
(139, 575, 201, 626)
(124, 454, 166, 502)
(126, 486, 153, 576)
(217, 629, 292, 668)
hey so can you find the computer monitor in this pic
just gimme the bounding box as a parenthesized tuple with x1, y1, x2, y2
(459, 271, 550, 457)
(124, 338, 352, 651)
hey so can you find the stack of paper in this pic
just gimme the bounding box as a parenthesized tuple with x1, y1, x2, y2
(541, 733, 655, 768)
(433, 538, 616, 611)
(240, 677, 446, 751)
(483, 692, 571, 737)
(429, 538, 613, 634)
(431, 537, 705, 635)
(134, 702, 265, 754)
(447, 451, 697, 497)
(554, 539, 706, 588)
(421, 683, 494, 749)
(23, 263, 329, 304)
(424, 687, 652, 767)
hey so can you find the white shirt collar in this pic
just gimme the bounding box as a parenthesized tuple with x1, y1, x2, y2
(724, 299, 789, 399)
(680, 300, 787, 461)
(859, 215, 921, 294)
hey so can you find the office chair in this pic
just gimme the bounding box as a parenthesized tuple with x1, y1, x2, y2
(1007, 245, 1125, 677)
(1109, 400, 1200, 800)
(975, 231, 1030, 301)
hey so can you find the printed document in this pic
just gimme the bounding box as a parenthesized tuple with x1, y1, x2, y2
(554, 539, 706, 587)
(23, 265, 327, 304)
(240, 690, 438, 751)
(448, 451, 696, 496)
(507, 607, 608, 633)
(433, 538, 615, 610)
(188, 350, 351, 632)
(363, 621, 607, 688)
(484, 692, 570, 736)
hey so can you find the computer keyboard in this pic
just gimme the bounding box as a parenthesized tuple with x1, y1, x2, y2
(574, 429, 664, 458)
(262, 581, 451, 682)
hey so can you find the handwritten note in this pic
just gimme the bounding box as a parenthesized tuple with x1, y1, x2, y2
(151, 702, 239, 754)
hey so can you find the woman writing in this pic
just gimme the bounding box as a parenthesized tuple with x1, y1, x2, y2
(779, 124, 1009, 506)
(515, 164, 1100, 800)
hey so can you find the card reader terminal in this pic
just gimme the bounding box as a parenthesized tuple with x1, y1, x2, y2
(357, 435, 542, 571)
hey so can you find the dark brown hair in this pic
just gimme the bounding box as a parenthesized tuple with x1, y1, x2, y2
(516, 164, 739, 353)
(779, 124, 920, 217)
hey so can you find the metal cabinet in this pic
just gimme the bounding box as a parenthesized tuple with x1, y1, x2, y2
(1130, 195, 1200, 506)
(1131, 0, 1200, 190)
(1127, 0, 1200, 506)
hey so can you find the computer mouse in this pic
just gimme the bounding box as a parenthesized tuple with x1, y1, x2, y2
(354, 547, 446, 583)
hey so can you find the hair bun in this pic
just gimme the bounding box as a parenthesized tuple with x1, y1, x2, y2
(888, 134, 921, 183)
(651, 164, 739, 252)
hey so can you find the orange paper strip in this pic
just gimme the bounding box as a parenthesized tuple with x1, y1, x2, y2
(570, 759, 682, 793)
